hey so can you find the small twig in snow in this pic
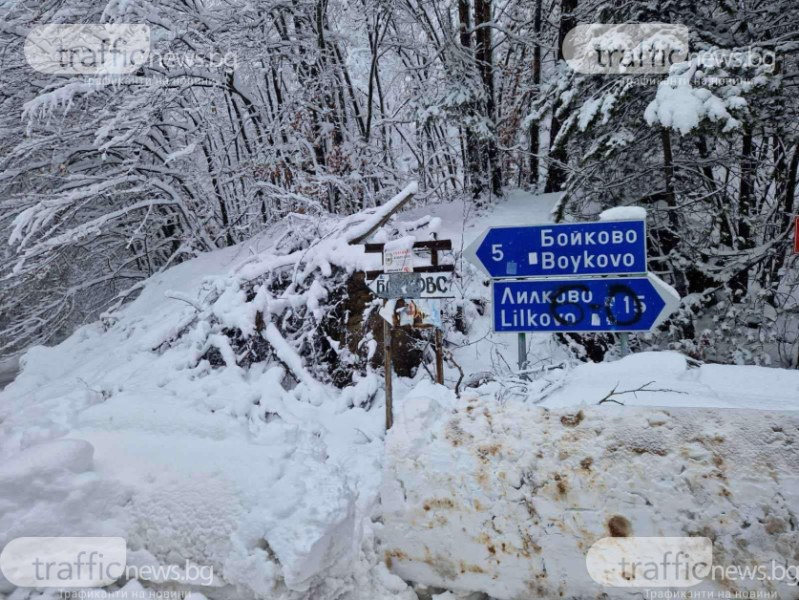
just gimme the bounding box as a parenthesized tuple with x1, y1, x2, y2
(164, 291, 202, 311)
(597, 381, 687, 406)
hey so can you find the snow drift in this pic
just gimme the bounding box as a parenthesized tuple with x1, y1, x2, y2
(3, 185, 799, 600)
(0, 186, 423, 599)
(381, 375, 799, 599)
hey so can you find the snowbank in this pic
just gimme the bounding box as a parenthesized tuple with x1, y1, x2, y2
(4, 186, 799, 600)
(0, 220, 412, 599)
(381, 372, 799, 599)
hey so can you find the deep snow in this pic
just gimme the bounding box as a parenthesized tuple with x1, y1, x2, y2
(381, 379, 799, 599)
(2, 188, 799, 599)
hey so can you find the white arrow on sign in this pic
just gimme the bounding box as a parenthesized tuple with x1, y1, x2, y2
(368, 271, 454, 299)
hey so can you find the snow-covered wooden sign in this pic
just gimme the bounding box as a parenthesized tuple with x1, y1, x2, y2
(364, 238, 453, 419)
(368, 272, 454, 299)
(383, 247, 413, 273)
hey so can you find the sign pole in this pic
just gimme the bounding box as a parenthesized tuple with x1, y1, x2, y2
(434, 329, 444, 385)
(383, 317, 393, 429)
(430, 247, 445, 385)
(517, 332, 527, 375)
(618, 332, 630, 358)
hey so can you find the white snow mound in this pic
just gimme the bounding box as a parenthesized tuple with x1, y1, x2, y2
(381, 380, 799, 599)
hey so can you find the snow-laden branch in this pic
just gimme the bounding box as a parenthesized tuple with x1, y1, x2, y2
(347, 181, 418, 244)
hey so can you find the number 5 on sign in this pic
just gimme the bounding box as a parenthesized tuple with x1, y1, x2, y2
(491, 244, 504, 261)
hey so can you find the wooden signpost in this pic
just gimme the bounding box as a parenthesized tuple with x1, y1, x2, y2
(364, 240, 453, 429)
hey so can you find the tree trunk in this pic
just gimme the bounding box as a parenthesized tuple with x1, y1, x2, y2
(458, 0, 482, 197)
(474, 0, 502, 197)
(544, 0, 576, 193)
(659, 128, 687, 295)
(731, 129, 755, 297)
(528, 0, 542, 187)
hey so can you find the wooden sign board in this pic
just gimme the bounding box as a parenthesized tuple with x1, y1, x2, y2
(383, 247, 413, 273)
(368, 271, 454, 299)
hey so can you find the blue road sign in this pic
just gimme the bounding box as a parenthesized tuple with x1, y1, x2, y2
(492, 274, 679, 333)
(466, 220, 646, 279)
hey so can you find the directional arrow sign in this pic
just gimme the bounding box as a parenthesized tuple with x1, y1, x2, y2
(466, 220, 646, 279)
(368, 271, 454, 299)
(492, 274, 679, 333)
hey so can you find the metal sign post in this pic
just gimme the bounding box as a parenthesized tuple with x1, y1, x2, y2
(383, 318, 393, 429)
(517, 332, 527, 374)
(618, 332, 630, 357)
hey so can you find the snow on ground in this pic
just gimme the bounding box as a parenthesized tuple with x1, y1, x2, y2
(0, 222, 413, 599)
(381, 374, 799, 599)
(2, 188, 799, 600)
(473, 351, 799, 411)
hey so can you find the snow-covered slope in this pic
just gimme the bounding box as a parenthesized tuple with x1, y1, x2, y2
(0, 212, 414, 599)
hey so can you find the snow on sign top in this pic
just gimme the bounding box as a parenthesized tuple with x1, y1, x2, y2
(383, 247, 413, 273)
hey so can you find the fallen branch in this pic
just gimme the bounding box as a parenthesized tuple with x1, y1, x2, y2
(348, 182, 418, 245)
(597, 381, 687, 406)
